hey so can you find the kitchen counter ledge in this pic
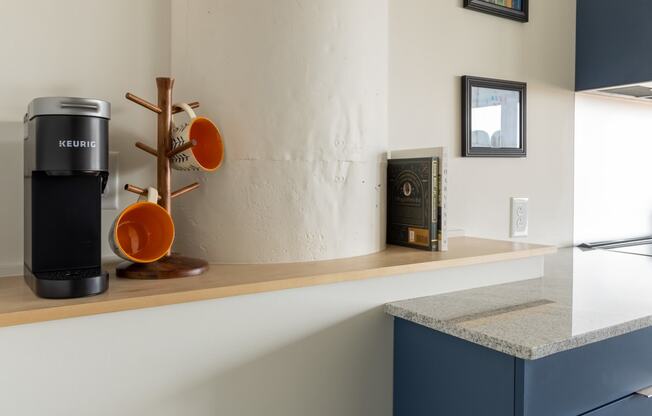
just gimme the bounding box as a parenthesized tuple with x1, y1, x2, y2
(386, 247, 652, 359)
(0, 237, 553, 328)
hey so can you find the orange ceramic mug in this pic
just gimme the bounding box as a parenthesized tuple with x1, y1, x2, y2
(109, 187, 175, 263)
(170, 102, 224, 171)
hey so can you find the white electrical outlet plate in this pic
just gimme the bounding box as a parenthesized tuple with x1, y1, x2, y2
(510, 197, 528, 238)
(102, 151, 119, 210)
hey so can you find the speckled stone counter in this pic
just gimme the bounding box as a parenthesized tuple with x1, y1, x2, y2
(386, 247, 652, 360)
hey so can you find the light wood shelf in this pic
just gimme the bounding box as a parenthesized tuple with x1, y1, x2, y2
(0, 237, 555, 328)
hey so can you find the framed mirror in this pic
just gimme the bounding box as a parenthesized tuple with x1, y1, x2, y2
(462, 76, 527, 158)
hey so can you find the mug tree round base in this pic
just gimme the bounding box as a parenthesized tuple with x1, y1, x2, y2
(116, 254, 209, 279)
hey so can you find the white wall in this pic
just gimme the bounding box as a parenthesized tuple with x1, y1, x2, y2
(170, 0, 388, 263)
(0, 0, 171, 273)
(0, 257, 543, 416)
(389, 0, 576, 247)
(0, 122, 23, 276)
(574, 93, 652, 243)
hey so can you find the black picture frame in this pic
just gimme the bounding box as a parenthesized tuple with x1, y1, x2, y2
(464, 0, 529, 22)
(462, 76, 527, 158)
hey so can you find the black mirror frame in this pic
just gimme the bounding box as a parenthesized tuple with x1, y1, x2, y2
(462, 76, 527, 158)
(464, 0, 529, 22)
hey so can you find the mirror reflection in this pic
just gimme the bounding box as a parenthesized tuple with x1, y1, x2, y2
(471, 86, 521, 149)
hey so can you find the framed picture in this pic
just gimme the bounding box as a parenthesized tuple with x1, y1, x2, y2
(462, 76, 527, 158)
(464, 0, 529, 22)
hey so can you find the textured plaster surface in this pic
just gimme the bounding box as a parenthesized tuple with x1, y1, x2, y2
(171, 0, 388, 262)
(172, 160, 385, 263)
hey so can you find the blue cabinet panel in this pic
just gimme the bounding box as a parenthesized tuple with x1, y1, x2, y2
(393, 319, 515, 416)
(585, 394, 652, 416)
(576, 0, 652, 90)
(393, 319, 652, 416)
(519, 326, 652, 416)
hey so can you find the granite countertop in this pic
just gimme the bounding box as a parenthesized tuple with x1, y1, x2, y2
(386, 247, 652, 360)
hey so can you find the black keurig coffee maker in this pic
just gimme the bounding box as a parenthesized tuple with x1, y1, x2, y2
(24, 97, 111, 298)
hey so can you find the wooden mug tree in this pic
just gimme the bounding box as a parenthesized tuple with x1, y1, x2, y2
(117, 77, 208, 279)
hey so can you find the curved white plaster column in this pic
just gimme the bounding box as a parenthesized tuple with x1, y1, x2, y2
(171, 0, 388, 263)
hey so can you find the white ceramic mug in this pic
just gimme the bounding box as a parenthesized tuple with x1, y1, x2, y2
(109, 187, 175, 263)
(170, 103, 224, 171)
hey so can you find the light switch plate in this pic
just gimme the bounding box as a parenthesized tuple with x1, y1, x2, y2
(510, 197, 528, 238)
(102, 151, 118, 210)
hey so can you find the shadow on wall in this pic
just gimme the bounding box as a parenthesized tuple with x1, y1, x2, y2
(151, 308, 394, 416)
(0, 122, 23, 276)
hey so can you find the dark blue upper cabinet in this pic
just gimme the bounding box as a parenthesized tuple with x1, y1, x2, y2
(576, 0, 652, 92)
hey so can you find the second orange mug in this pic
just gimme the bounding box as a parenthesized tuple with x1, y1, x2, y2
(170, 102, 224, 172)
(109, 187, 175, 263)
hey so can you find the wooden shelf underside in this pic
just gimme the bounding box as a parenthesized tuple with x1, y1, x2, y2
(0, 237, 555, 328)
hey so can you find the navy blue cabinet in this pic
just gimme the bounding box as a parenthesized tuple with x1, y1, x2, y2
(585, 394, 652, 416)
(393, 318, 652, 416)
(576, 0, 652, 91)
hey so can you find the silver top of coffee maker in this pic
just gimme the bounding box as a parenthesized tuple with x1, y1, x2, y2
(24, 96, 110, 178)
(27, 97, 111, 120)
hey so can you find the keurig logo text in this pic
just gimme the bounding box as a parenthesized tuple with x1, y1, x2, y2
(58, 140, 97, 148)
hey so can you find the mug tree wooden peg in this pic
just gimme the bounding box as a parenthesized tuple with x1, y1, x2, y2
(124, 184, 162, 201)
(126, 93, 161, 114)
(171, 182, 200, 199)
(118, 77, 208, 279)
(135, 141, 158, 157)
(167, 139, 197, 158)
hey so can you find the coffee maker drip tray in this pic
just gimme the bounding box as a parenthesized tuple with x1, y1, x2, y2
(34, 267, 104, 280)
(24, 267, 108, 299)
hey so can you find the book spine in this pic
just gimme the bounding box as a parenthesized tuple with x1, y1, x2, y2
(438, 148, 449, 251)
(431, 158, 439, 251)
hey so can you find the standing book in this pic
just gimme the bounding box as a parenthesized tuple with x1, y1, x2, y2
(387, 157, 439, 251)
(388, 147, 448, 251)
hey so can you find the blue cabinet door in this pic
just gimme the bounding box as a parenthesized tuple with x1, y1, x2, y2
(517, 326, 652, 416)
(576, 0, 652, 90)
(585, 393, 652, 416)
(394, 319, 652, 416)
(393, 319, 515, 416)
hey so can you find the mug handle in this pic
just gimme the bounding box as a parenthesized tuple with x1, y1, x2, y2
(137, 187, 159, 204)
(147, 187, 159, 203)
(173, 102, 197, 120)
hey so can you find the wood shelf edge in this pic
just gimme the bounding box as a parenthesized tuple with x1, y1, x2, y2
(0, 237, 556, 329)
